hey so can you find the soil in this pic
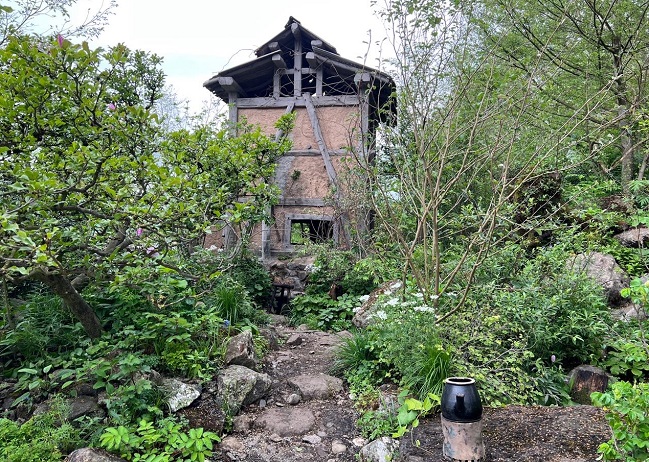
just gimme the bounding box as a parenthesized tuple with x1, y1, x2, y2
(215, 317, 613, 462)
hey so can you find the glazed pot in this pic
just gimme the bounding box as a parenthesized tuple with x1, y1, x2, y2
(441, 377, 483, 423)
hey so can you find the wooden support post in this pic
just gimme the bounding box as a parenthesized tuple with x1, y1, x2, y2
(306, 52, 323, 96)
(303, 93, 336, 184)
(292, 23, 302, 96)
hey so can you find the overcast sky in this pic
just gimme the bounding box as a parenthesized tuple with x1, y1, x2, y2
(68, 0, 392, 112)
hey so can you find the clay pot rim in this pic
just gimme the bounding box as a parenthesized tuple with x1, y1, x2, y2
(444, 376, 476, 385)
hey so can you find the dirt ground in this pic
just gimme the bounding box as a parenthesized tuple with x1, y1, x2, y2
(217, 319, 613, 462)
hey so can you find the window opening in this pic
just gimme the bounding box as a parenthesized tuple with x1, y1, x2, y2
(290, 219, 333, 245)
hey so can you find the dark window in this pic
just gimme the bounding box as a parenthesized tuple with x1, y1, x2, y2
(290, 219, 333, 245)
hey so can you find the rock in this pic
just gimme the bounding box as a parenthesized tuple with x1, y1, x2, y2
(259, 327, 281, 350)
(614, 227, 649, 247)
(255, 407, 316, 436)
(232, 415, 253, 434)
(568, 365, 610, 404)
(68, 395, 104, 420)
(73, 382, 98, 397)
(65, 448, 126, 462)
(160, 378, 202, 412)
(220, 436, 245, 452)
(611, 301, 647, 321)
(217, 365, 272, 415)
(286, 393, 301, 405)
(286, 333, 303, 346)
(268, 314, 289, 325)
(302, 434, 322, 444)
(269, 433, 283, 442)
(567, 252, 629, 306)
(331, 441, 347, 454)
(353, 437, 368, 447)
(288, 374, 343, 400)
(358, 437, 400, 462)
(297, 324, 311, 331)
(225, 330, 257, 369)
(353, 280, 403, 328)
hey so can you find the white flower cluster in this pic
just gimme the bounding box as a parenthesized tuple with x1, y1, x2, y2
(413, 306, 435, 313)
(372, 310, 388, 320)
(385, 297, 399, 306)
(359, 294, 370, 303)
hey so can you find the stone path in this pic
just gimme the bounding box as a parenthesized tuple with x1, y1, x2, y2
(217, 320, 366, 462)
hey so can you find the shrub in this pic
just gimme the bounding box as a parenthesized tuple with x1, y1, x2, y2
(0, 395, 82, 462)
(592, 381, 649, 461)
(289, 292, 360, 331)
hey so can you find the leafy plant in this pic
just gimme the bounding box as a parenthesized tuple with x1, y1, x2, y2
(289, 292, 360, 331)
(0, 395, 82, 462)
(392, 390, 440, 439)
(604, 334, 649, 381)
(100, 418, 220, 462)
(592, 381, 649, 461)
(356, 409, 398, 440)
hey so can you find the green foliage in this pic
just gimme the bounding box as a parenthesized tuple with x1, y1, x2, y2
(603, 324, 649, 381)
(99, 418, 220, 462)
(392, 390, 440, 439)
(208, 278, 268, 326)
(0, 33, 291, 338)
(0, 396, 82, 462)
(306, 246, 382, 297)
(592, 381, 649, 461)
(290, 293, 360, 331)
(228, 252, 273, 309)
(332, 329, 387, 393)
(621, 278, 649, 309)
(0, 292, 84, 365)
(356, 409, 398, 440)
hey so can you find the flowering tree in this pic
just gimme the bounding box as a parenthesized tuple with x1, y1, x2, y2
(0, 35, 292, 337)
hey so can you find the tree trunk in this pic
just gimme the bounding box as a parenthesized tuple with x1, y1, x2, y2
(32, 269, 103, 339)
(612, 40, 634, 195)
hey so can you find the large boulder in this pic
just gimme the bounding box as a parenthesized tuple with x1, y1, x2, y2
(568, 365, 610, 405)
(567, 252, 629, 306)
(160, 378, 202, 412)
(217, 365, 271, 415)
(65, 448, 125, 462)
(224, 330, 257, 369)
(614, 227, 649, 248)
(254, 407, 316, 436)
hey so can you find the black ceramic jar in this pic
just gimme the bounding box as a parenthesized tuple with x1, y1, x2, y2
(441, 377, 483, 423)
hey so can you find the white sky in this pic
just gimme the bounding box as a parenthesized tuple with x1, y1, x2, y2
(68, 0, 392, 112)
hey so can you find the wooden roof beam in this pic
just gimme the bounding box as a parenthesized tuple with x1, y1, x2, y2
(272, 54, 287, 69)
(217, 76, 247, 97)
(306, 52, 318, 69)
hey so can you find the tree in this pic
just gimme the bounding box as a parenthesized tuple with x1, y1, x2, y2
(469, 0, 649, 194)
(348, 0, 617, 318)
(0, 35, 292, 338)
(0, 0, 116, 46)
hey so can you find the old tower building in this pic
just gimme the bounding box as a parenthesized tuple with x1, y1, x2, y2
(203, 17, 395, 258)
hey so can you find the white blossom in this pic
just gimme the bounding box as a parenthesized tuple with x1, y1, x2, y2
(385, 298, 399, 306)
(413, 306, 435, 313)
(359, 294, 370, 303)
(372, 310, 388, 320)
(390, 281, 403, 290)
